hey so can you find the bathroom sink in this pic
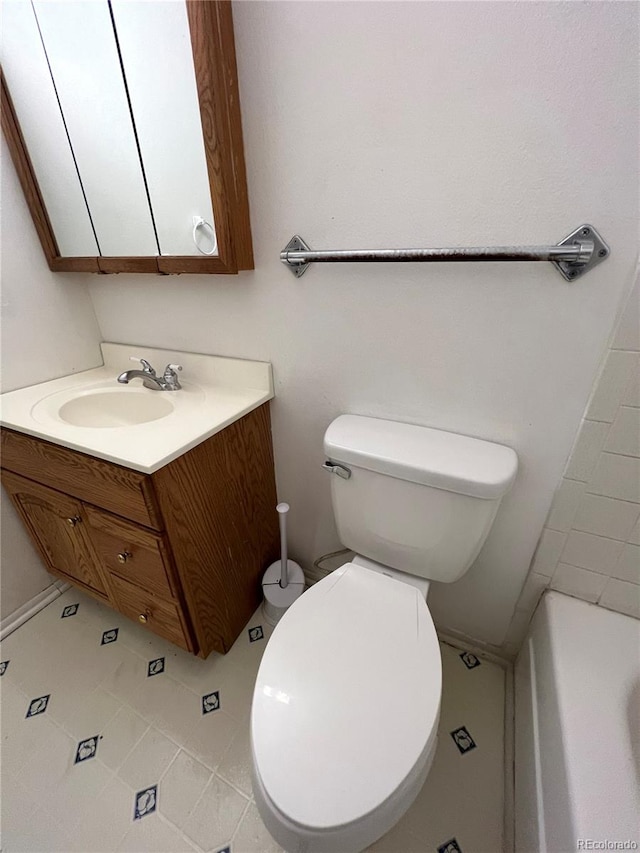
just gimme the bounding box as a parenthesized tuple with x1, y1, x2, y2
(1, 342, 274, 473)
(30, 380, 193, 430)
(57, 390, 174, 428)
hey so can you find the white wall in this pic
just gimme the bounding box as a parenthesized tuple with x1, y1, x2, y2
(0, 136, 103, 620)
(86, 2, 636, 644)
(503, 276, 640, 655)
(544, 277, 640, 617)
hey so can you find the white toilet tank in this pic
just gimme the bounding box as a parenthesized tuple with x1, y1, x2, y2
(323, 415, 518, 583)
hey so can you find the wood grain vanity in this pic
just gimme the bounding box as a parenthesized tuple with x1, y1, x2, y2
(1, 404, 279, 658)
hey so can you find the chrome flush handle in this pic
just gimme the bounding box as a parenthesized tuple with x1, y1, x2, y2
(322, 461, 352, 480)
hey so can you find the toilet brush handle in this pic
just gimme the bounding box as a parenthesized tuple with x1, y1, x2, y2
(276, 502, 290, 588)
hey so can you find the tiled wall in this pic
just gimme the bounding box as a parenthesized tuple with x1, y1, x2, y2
(502, 280, 640, 656)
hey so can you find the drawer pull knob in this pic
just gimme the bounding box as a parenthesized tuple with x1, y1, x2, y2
(66, 516, 81, 527)
(117, 551, 132, 564)
(139, 610, 150, 624)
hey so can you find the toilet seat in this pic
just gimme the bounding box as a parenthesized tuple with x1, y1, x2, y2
(251, 562, 442, 852)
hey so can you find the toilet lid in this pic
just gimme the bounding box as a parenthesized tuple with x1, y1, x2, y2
(251, 563, 442, 830)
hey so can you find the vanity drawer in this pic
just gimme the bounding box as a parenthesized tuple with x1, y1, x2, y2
(0, 428, 162, 529)
(110, 575, 193, 652)
(84, 505, 176, 599)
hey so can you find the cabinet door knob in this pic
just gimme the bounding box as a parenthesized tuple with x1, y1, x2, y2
(117, 551, 132, 564)
(139, 610, 150, 624)
(66, 515, 81, 527)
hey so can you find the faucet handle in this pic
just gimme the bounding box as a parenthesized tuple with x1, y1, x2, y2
(129, 356, 156, 375)
(163, 364, 182, 389)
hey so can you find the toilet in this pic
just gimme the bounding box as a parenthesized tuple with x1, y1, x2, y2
(251, 415, 518, 853)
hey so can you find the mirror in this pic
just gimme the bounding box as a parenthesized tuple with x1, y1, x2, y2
(1, 0, 253, 275)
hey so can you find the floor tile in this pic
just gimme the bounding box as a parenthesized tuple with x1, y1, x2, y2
(50, 685, 122, 740)
(39, 756, 115, 835)
(225, 614, 274, 675)
(115, 614, 184, 663)
(182, 775, 248, 851)
(0, 779, 37, 844)
(71, 593, 136, 638)
(2, 590, 507, 853)
(118, 813, 198, 852)
(0, 679, 30, 735)
(400, 742, 497, 850)
(100, 645, 174, 721)
(118, 726, 180, 791)
(63, 776, 137, 852)
(170, 649, 261, 721)
(152, 679, 240, 772)
(365, 819, 426, 852)
(159, 749, 213, 830)
(399, 643, 505, 852)
(1, 690, 52, 780)
(217, 716, 253, 797)
(1, 805, 73, 853)
(7, 702, 113, 838)
(232, 801, 285, 853)
(6, 627, 100, 700)
(0, 635, 21, 685)
(14, 715, 78, 799)
(98, 705, 150, 771)
(4, 599, 122, 701)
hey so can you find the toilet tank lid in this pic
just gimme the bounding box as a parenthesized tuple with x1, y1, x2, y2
(324, 415, 518, 499)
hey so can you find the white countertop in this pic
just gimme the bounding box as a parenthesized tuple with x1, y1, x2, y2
(0, 343, 274, 474)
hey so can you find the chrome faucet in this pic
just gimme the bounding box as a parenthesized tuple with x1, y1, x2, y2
(117, 357, 183, 391)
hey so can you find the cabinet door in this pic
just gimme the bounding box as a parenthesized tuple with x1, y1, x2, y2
(1, 471, 108, 598)
(110, 0, 216, 256)
(31, 0, 158, 256)
(0, 0, 100, 256)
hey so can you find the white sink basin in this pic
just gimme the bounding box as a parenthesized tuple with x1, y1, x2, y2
(1, 343, 274, 473)
(57, 390, 174, 428)
(30, 380, 195, 430)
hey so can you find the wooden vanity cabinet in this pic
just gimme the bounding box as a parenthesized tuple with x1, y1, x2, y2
(0, 403, 280, 657)
(1, 473, 110, 598)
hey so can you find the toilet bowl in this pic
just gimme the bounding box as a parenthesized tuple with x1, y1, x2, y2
(251, 414, 518, 852)
(251, 562, 441, 853)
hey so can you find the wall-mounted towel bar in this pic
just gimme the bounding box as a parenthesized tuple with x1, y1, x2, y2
(280, 224, 609, 281)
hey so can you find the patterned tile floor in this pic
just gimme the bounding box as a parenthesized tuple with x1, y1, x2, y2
(0, 588, 506, 852)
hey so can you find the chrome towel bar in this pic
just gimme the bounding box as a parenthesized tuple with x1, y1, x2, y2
(280, 224, 609, 281)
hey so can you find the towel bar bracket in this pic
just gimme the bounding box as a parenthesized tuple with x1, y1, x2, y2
(283, 235, 313, 279)
(280, 224, 610, 281)
(551, 224, 609, 281)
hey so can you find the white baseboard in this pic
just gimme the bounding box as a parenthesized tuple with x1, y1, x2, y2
(0, 580, 70, 641)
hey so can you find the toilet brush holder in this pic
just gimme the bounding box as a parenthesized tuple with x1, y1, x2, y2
(262, 502, 305, 626)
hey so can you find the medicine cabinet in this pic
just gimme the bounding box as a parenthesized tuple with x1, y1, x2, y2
(1, 0, 253, 274)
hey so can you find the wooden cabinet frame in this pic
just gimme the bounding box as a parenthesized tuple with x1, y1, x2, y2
(1, 0, 253, 275)
(1, 403, 280, 658)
